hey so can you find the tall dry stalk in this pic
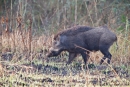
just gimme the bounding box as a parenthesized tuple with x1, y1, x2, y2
(84, 0, 94, 27)
(28, 15, 32, 54)
(5, 17, 10, 49)
(0, 17, 3, 54)
(16, 14, 27, 51)
(75, 0, 77, 25)
(0, 63, 3, 77)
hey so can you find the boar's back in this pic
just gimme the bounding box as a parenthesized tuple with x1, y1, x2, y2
(54, 25, 93, 40)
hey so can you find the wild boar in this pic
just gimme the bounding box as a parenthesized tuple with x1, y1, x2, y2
(46, 25, 117, 65)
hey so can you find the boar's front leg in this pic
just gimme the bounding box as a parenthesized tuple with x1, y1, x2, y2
(99, 44, 112, 64)
(80, 51, 89, 65)
(67, 52, 77, 64)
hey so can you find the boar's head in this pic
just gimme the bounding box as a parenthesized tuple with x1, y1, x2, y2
(46, 35, 67, 57)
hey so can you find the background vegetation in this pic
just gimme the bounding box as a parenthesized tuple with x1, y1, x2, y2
(0, 0, 130, 87)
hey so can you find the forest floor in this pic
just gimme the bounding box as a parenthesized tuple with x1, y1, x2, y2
(0, 51, 130, 87)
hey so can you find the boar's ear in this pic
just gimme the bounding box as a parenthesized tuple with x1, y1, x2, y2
(59, 35, 67, 43)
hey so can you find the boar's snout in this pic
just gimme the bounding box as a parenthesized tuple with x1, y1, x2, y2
(46, 47, 61, 57)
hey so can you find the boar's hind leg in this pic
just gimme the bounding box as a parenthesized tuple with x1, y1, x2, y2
(67, 52, 77, 64)
(100, 45, 112, 64)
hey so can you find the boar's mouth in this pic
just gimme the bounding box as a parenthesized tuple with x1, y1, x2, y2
(46, 47, 63, 57)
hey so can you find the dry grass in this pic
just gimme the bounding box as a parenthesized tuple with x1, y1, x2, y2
(0, 63, 3, 77)
(2, 30, 130, 65)
(2, 30, 50, 52)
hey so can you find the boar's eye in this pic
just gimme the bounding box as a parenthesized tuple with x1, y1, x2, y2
(59, 35, 67, 43)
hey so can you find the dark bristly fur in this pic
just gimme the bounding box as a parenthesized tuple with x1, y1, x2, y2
(47, 25, 117, 65)
(54, 25, 93, 40)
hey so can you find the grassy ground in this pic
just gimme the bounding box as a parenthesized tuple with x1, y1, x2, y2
(0, 53, 130, 87)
